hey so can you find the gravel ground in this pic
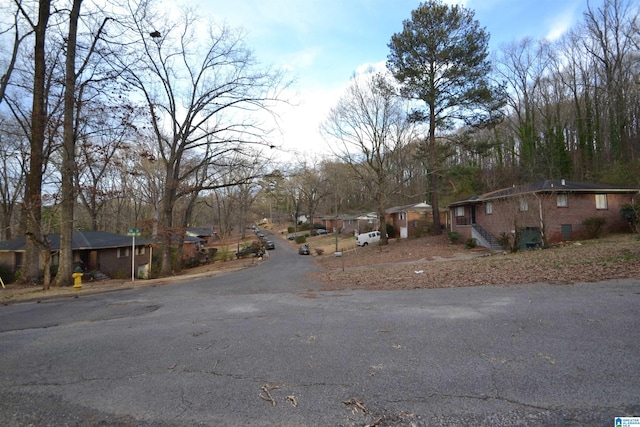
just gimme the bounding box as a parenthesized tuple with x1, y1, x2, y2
(312, 233, 640, 290)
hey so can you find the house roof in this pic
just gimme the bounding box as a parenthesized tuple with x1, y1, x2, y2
(176, 235, 204, 244)
(186, 227, 216, 237)
(449, 180, 640, 207)
(386, 202, 432, 214)
(339, 212, 379, 220)
(0, 230, 155, 252)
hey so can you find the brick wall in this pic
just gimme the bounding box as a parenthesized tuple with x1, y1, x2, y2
(451, 192, 636, 244)
(95, 247, 151, 277)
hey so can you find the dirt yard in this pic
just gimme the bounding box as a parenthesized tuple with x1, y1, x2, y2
(311, 234, 640, 291)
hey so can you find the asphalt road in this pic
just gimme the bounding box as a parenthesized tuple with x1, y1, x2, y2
(1, 233, 639, 426)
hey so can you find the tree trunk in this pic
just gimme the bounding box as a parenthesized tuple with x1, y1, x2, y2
(42, 246, 52, 290)
(54, 0, 82, 287)
(174, 232, 184, 274)
(429, 105, 442, 236)
(160, 201, 174, 277)
(159, 168, 177, 276)
(23, 0, 51, 285)
(377, 187, 388, 245)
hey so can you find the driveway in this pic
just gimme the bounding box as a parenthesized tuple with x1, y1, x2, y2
(0, 236, 639, 426)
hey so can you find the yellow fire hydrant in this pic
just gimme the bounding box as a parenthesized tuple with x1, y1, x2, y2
(72, 267, 83, 290)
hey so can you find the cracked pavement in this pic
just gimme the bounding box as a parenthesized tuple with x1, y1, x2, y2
(0, 234, 639, 426)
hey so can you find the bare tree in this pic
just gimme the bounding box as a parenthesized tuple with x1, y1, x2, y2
(583, 0, 638, 161)
(22, 0, 51, 285)
(493, 38, 552, 180)
(110, 3, 289, 276)
(0, 0, 33, 104)
(0, 115, 28, 240)
(119, 138, 164, 237)
(55, 0, 113, 286)
(205, 152, 266, 240)
(75, 132, 129, 231)
(297, 158, 331, 232)
(257, 170, 286, 224)
(322, 71, 411, 245)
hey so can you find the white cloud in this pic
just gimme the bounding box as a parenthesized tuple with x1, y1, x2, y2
(545, 7, 577, 41)
(275, 83, 347, 161)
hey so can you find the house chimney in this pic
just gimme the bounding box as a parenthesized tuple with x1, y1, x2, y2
(561, 179, 566, 186)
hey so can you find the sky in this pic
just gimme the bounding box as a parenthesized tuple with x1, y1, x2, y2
(189, 0, 592, 162)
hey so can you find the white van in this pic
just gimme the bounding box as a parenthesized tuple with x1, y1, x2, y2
(356, 231, 381, 246)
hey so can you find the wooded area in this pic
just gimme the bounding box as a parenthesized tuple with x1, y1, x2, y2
(0, 0, 638, 284)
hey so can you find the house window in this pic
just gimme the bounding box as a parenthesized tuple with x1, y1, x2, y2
(399, 213, 405, 220)
(595, 194, 608, 209)
(485, 202, 493, 215)
(419, 211, 426, 218)
(135, 246, 145, 256)
(454, 206, 464, 217)
(557, 194, 568, 207)
(118, 247, 129, 258)
(519, 199, 528, 212)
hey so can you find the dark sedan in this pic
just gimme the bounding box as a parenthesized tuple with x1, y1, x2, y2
(298, 245, 310, 255)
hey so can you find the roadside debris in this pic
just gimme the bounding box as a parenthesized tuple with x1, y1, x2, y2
(259, 384, 279, 406)
(286, 395, 298, 407)
(342, 398, 367, 414)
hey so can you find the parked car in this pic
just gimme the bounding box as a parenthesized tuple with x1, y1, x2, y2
(356, 231, 381, 246)
(264, 240, 275, 250)
(316, 228, 329, 235)
(298, 244, 310, 255)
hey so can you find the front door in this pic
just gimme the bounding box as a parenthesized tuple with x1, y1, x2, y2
(400, 227, 408, 238)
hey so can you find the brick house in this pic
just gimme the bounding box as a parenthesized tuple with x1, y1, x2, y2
(313, 215, 338, 232)
(448, 180, 640, 249)
(0, 231, 154, 282)
(186, 227, 219, 244)
(312, 213, 380, 235)
(385, 202, 449, 238)
(340, 213, 380, 235)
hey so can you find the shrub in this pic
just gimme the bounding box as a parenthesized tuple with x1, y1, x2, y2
(448, 231, 460, 243)
(465, 237, 477, 249)
(620, 203, 640, 233)
(582, 216, 607, 239)
(294, 235, 307, 244)
(182, 257, 201, 269)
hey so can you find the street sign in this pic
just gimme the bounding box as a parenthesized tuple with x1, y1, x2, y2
(127, 228, 140, 282)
